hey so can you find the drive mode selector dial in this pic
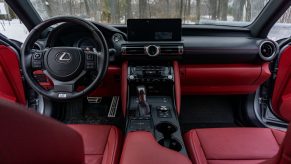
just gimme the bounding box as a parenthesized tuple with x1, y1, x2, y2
(145, 45, 160, 57)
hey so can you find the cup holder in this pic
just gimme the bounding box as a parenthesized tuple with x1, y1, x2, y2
(156, 122, 177, 136)
(156, 122, 181, 151)
(158, 138, 182, 151)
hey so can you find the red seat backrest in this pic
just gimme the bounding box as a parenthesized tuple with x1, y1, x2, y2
(0, 45, 26, 104)
(272, 46, 291, 122)
(0, 99, 84, 164)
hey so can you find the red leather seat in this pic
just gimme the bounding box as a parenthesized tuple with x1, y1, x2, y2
(0, 99, 122, 164)
(272, 46, 291, 121)
(184, 127, 291, 164)
(68, 124, 122, 164)
(0, 45, 26, 104)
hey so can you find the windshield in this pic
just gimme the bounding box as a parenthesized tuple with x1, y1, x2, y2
(29, 0, 269, 26)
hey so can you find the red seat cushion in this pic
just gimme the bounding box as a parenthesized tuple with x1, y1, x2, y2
(68, 124, 122, 164)
(184, 128, 286, 164)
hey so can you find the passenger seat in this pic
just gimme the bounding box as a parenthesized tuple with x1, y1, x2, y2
(184, 126, 290, 164)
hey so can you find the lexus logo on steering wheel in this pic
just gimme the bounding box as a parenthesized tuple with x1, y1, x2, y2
(56, 52, 72, 63)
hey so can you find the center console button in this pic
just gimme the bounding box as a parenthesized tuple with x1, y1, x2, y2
(159, 106, 168, 112)
(157, 106, 172, 118)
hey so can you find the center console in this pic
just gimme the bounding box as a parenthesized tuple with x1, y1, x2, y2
(125, 63, 187, 155)
(121, 19, 189, 161)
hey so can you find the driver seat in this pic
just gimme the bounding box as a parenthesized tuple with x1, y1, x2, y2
(68, 124, 122, 164)
(0, 99, 122, 164)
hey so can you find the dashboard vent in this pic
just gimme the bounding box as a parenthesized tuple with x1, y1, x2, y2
(160, 45, 183, 55)
(121, 46, 144, 55)
(121, 44, 183, 57)
(259, 40, 278, 61)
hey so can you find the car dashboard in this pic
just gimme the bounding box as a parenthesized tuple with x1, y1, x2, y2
(33, 19, 278, 96)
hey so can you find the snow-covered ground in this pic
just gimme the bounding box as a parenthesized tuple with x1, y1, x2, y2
(0, 19, 28, 42)
(268, 23, 291, 41)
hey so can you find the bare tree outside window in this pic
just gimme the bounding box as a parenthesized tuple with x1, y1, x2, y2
(268, 7, 291, 41)
(1, 0, 291, 42)
(29, 0, 272, 26)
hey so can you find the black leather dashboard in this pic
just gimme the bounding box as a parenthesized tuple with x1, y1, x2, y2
(182, 36, 262, 64)
(43, 22, 267, 64)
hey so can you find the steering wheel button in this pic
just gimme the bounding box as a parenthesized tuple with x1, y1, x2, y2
(33, 53, 42, 59)
(32, 61, 42, 69)
(86, 53, 94, 60)
(86, 61, 96, 70)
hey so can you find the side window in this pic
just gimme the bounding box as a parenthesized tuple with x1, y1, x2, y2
(0, 1, 28, 42)
(268, 7, 291, 41)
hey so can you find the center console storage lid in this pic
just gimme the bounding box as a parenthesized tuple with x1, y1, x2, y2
(120, 131, 191, 164)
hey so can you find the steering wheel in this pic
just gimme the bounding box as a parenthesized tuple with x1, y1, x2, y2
(21, 16, 109, 100)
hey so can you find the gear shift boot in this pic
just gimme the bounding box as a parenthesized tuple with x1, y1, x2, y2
(138, 102, 150, 116)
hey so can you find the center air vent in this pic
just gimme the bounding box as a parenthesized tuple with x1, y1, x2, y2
(121, 44, 183, 57)
(259, 40, 278, 61)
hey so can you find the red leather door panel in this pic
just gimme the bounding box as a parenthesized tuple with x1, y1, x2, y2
(180, 63, 271, 95)
(272, 46, 291, 122)
(0, 45, 26, 104)
(174, 61, 181, 114)
(121, 61, 128, 116)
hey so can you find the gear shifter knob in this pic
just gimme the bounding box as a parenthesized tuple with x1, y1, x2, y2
(137, 85, 146, 103)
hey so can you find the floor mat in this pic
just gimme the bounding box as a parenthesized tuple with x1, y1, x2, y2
(64, 97, 123, 129)
(180, 95, 240, 132)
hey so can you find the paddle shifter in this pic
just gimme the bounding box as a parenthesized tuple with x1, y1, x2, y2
(137, 86, 151, 117)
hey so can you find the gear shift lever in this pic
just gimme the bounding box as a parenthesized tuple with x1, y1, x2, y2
(137, 86, 147, 103)
(137, 86, 150, 117)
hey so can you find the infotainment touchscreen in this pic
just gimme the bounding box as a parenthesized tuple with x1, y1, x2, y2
(127, 19, 181, 41)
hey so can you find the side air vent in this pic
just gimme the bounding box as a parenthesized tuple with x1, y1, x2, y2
(259, 40, 278, 61)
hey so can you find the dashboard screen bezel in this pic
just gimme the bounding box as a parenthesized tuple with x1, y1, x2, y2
(127, 19, 182, 42)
